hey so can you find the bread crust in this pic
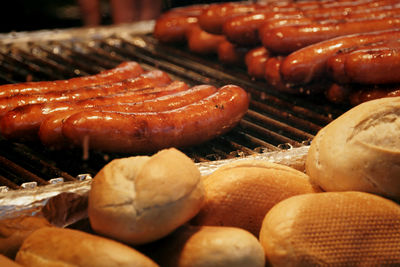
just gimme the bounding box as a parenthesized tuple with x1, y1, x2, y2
(88, 148, 205, 245)
(193, 160, 319, 236)
(15, 227, 158, 267)
(306, 96, 400, 200)
(259, 191, 400, 266)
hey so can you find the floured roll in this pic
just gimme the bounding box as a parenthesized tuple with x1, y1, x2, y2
(259, 191, 400, 266)
(192, 160, 319, 236)
(306, 97, 400, 201)
(151, 225, 265, 267)
(88, 148, 205, 245)
(15, 227, 158, 267)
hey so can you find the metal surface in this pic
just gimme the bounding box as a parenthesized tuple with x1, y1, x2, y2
(0, 24, 349, 188)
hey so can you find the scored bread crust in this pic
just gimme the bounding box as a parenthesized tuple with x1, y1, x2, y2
(259, 191, 400, 266)
(88, 148, 205, 245)
(15, 227, 158, 267)
(193, 160, 319, 236)
(306, 96, 400, 200)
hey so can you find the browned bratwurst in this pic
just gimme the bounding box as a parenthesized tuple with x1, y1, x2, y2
(61, 85, 249, 154)
(261, 11, 400, 54)
(279, 29, 400, 85)
(186, 24, 226, 55)
(245, 46, 270, 80)
(198, 0, 385, 35)
(153, 4, 209, 43)
(217, 40, 250, 65)
(0, 70, 171, 118)
(0, 61, 144, 98)
(0, 81, 184, 141)
(38, 84, 218, 148)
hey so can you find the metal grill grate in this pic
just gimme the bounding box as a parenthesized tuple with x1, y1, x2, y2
(0, 27, 349, 188)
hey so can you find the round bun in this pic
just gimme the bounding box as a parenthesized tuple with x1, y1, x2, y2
(306, 97, 400, 200)
(192, 160, 319, 236)
(15, 227, 158, 267)
(259, 191, 400, 266)
(88, 148, 205, 245)
(152, 225, 265, 267)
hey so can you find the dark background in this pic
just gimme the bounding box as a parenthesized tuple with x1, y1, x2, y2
(0, 0, 232, 33)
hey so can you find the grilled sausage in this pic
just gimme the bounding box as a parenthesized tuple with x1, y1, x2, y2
(245, 47, 270, 80)
(61, 85, 250, 154)
(153, 4, 209, 43)
(0, 62, 144, 98)
(0, 70, 172, 118)
(326, 39, 400, 84)
(261, 15, 400, 55)
(0, 81, 186, 141)
(280, 29, 400, 85)
(217, 40, 249, 65)
(186, 24, 226, 55)
(198, 0, 385, 34)
(349, 85, 400, 105)
(39, 84, 218, 148)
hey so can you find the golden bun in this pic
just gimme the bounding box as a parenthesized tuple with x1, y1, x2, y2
(152, 225, 265, 267)
(306, 97, 400, 200)
(259, 191, 400, 266)
(88, 148, 205, 245)
(192, 160, 319, 236)
(15, 227, 158, 267)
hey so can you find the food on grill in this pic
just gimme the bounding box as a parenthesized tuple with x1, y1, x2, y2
(88, 148, 204, 245)
(0, 69, 171, 118)
(245, 47, 270, 80)
(153, 4, 208, 43)
(154, 1, 400, 105)
(38, 83, 215, 148)
(280, 29, 400, 85)
(217, 40, 249, 65)
(0, 60, 249, 153)
(186, 24, 226, 55)
(0, 61, 144, 98)
(327, 41, 400, 84)
(306, 96, 400, 201)
(0, 216, 51, 259)
(191, 160, 319, 236)
(15, 227, 158, 267)
(61, 84, 249, 154)
(150, 225, 265, 267)
(0, 70, 174, 141)
(259, 191, 400, 266)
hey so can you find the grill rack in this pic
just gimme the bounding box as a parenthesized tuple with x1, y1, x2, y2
(0, 26, 349, 190)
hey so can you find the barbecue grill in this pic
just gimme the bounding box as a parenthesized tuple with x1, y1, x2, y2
(0, 21, 348, 190)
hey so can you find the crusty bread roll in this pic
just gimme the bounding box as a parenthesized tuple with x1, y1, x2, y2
(0, 216, 51, 259)
(15, 227, 158, 267)
(306, 97, 400, 200)
(151, 225, 265, 267)
(88, 148, 205, 245)
(192, 160, 319, 236)
(259, 191, 400, 266)
(0, 255, 23, 267)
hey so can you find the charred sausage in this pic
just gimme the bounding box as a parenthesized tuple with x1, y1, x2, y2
(61, 85, 250, 154)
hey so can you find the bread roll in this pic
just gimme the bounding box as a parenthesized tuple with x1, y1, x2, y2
(192, 160, 319, 236)
(15, 227, 158, 267)
(0, 216, 51, 259)
(306, 97, 400, 200)
(0, 255, 23, 267)
(88, 148, 205, 245)
(151, 225, 265, 267)
(259, 191, 400, 266)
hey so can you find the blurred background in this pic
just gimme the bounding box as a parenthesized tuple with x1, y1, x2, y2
(0, 0, 230, 33)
